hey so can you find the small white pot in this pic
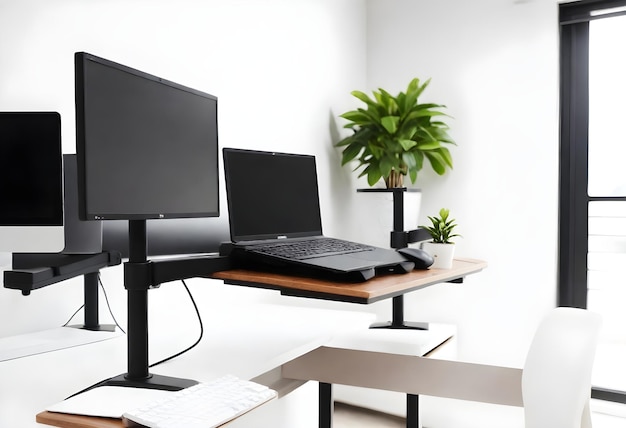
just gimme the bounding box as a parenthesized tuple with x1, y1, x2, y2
(421, 241, 455, 269)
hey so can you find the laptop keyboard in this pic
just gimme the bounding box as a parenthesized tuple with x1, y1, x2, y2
(247, 238, 375, 260)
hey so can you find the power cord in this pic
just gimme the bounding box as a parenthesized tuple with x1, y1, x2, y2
(98, 273, 126, 334)
(150, 279, 204, 368)
(62, 276, 204, 368)
(61, 272, 125, 333)
(61, 304, 84, 328)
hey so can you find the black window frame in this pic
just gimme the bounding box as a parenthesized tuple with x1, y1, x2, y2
(559, 0, 626, 404)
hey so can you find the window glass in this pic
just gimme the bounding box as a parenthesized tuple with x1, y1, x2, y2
(588, 15, 626, 196)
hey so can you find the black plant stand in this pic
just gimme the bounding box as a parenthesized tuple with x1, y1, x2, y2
(357, 188, 431, 330)
(357, 187, 432, 428)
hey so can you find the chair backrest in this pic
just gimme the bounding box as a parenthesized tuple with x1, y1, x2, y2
(522, 307, 602, 428)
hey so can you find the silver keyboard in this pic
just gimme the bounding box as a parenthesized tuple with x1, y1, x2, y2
(122, 375, 277, 428)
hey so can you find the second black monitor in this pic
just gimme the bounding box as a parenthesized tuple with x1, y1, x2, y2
(0, 112, 65, 253)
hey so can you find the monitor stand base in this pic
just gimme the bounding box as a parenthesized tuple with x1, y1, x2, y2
(71, 373, 198, 398)
(68, 323, 117, 332)
(370, 320, 429, 330)
(102, 373, 197, 391)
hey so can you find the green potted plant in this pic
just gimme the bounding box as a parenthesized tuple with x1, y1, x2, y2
(421, 208, 460, 269)
(336, 77, 455, 188)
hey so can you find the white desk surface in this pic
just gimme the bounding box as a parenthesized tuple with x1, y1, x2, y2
(0, 327, 122, 362)
(0, 302, 375, 428)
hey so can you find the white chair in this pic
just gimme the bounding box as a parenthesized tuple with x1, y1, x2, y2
(522, 307, 602, 428)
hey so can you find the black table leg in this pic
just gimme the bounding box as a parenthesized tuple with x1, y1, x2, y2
(319, 382, 333, 428)
(407, 393, 419, 427)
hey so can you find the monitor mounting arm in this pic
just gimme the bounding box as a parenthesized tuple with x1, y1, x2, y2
(3, 251, 122, 331)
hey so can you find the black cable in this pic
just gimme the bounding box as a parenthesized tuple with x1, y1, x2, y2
(98, 273, 126, 334)
(149, 279, 204, 368)
(62, 304, 84, 327)
(62, 275, 203, 368)
(61, 272, 126, 334)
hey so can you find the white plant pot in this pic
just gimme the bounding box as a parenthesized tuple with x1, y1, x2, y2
(421, 241, 455, 269)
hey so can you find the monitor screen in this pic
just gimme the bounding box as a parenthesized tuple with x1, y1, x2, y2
(75, 52, 219, 221)
(0, 112, 65, 252)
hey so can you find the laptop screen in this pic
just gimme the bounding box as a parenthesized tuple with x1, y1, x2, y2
(223, 148, 323, 242)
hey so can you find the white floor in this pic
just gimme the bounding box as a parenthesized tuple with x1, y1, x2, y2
(334, 398, 626, 428)
(594, 343, 626, 393)
(590, 399, 626, 428)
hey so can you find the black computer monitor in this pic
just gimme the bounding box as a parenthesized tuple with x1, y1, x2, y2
(102, 218, 229, 259)
(74, 52, 222, 390)
(0, 112, 65, 253)
(75, 52, 219, 222)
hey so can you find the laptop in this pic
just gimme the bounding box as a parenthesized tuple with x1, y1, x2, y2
(222, 148, 414, 281)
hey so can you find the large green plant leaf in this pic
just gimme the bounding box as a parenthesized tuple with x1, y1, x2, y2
(352, 107, 382, 126)
(399, 139, 417, 151)
(362, 163, 382, 186)
(437, 146, 453, 167)
(379, 155, 395, 179)
(350, 90, 378, 110)
(340, 143, 364, 165)
(405, 110, 447, 122)
(412, 151, 424, 171)
(402, 78, 424, 116)
(416, 141, 443, 150)
(340, 110, 372, 126)
(381, 116, 399, 134)
(424, 151, 448, 175)
(376, 89, 398, 115)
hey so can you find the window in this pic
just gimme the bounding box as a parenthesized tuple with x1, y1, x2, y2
(559, 0, 626, 404)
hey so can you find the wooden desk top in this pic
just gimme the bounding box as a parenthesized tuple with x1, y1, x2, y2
(36, 412, 122, 428)
(213, 258, 487, 304)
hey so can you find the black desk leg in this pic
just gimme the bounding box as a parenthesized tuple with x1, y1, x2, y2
(319, 383, 417, 428)
(407, 394, 419, 427)
(319, 382, 333, 428)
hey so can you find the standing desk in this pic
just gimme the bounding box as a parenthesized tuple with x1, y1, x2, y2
(35, 258, 490, 428)
(217, 257, 489, 428)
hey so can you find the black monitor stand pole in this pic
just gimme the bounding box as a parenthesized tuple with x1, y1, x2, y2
(75, 271, 116, 332)
(100, 219, 231, 392)
(103, 219, 196, 391)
